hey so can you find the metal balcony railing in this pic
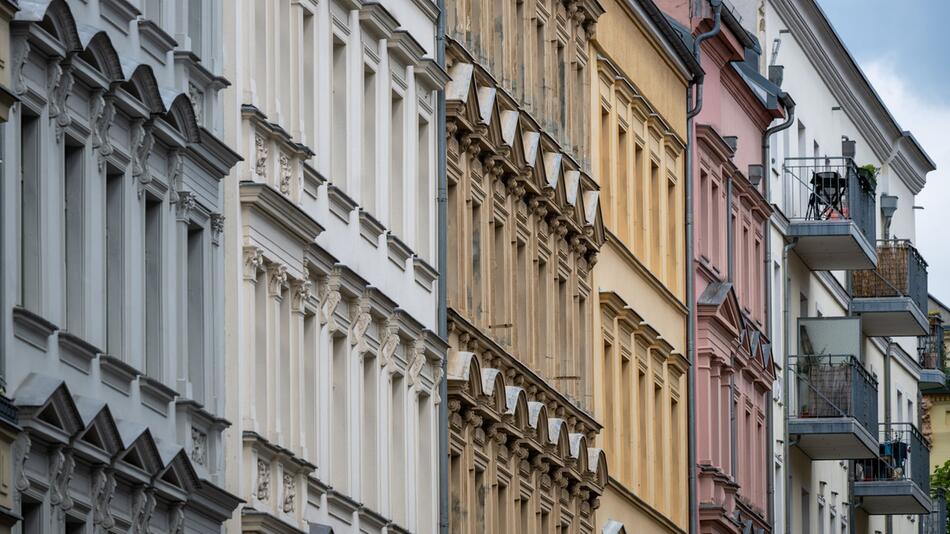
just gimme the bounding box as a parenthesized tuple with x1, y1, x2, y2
(920, 313, 946, 372)
(782, 157, 876, 240)
(852, 240, 928, 311)
(856, 423, 931, 492)
(790, 355, 879, 432)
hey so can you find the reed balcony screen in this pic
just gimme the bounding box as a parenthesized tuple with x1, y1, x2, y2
(854, 422, 933, 514)
(851, 240, 929, 336)
(781, 157, 877, 270)
(919, 313, 946, 389)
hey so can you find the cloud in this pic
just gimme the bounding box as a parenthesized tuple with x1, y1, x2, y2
(861, 58, 950, 301)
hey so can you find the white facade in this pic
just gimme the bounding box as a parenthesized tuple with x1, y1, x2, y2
(760, 1, 935, 534)
(0, 0, 242, 532)
(219, 1, 446, 533)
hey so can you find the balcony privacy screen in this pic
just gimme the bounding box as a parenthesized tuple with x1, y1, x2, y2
(782, 157, 876, 240)
(793, 355, 878, 433)
(920, 314, 945, 371)
(856, 423, 931, 492)
(852, 240, 928, 312)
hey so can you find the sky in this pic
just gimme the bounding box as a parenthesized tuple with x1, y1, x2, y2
(815, 0, 950, 301)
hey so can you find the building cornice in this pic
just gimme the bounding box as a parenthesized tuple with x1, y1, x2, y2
(772, 0, 934, 194)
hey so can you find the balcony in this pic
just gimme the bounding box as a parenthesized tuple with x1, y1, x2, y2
(922, 489, 947, 534)
(855, 423, 932, 515)
(789, 354, 879, 460)
(782, 157, 877, 270)
(851, 240, 929, 336)
(919, 312, 946, 389)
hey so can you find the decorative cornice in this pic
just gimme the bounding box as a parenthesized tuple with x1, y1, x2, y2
(240, 182, 323, 244)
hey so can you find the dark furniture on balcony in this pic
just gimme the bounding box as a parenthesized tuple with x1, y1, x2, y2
(854, 423, 932, 514)
(851, 240, 929, 336)
(789, 354, 879, 459)
(783, 157, 877, 270)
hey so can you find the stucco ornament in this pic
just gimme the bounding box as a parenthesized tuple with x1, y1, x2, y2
(14, 39, 30, 95)
(243, 246, 265, 281)
(13, 432, 30, 494)
(170, 503, 186, 534)
(291, 279, 312, 314)
(191, 427, 208, 467)
(48, 61, 75, 140)
(92, 468, 117, 532)
(132, 120, 155, 187)
(256, 459, 271, 501)
(430, 363, 443, 404)
(129, 487, 156, 534)
(49, 446, 75, 514)
(255, 135, 269, 177)
(279, 153, 292, 195)
(379, 319, 401, 367)
(175, 191, 197, 222)
(189, 83, 203, 126)
(210, 213, 225, 245)
(169, 151, 185, 203)
(320, 274, 342, 326)
(282, 472, 296, 513)
(351, 309, 372, 353)
(408, 340, 427, 387)
(267, 264, 288, 298)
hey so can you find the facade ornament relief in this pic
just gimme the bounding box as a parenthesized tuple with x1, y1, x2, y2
(14, 39, 30, 95)
(243, 246, 265, 281)
(256, 459, 271, 501)
(279, 153, 292, 195)
(291, 279, 312, 314)
(267, 264, 288, 298)
(49, 446, 75, 513)
(408, 340, 427, 387)
(191, 427, 208, 467)
(13, 432, 30, 495)
(255, 135, 269, 177)
(189, 83, 203, 126)
(169, 503, 186, 534)
(131, 120, 155, 187)
(320, 274, 342, 326)
(129, 487, 156, 534)
(48, 61, 75, 140)
(379, 319, 401, 367)
(92, 468, 117, 533)
(210, 213, 225, 245)
(175, 190, 197, 222)
(282, 472, 296, 513)
(350, 307, 372, 352)
(430, 364, 443, 404)
(169, 151, 185, 203)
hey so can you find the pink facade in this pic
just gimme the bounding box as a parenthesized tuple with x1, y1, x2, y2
(656, 2, 785, 533)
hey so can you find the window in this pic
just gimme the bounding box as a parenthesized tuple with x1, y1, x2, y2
(331, 38, 348, 186)
(667, 177, 677, 286)
(64, 140, 84, 333)
(390, 91, 405, 235)
(361, 353, 378, 507)
(471, 201, 482, 319)
(617, 126, 630, 243)
(818, 501, 825, 534)
(534, 21, 545, 113)
(598, 107, 611, 224)
(19, 112, 41, 311)
(362, 67, 377, 211)
(495, 481, 508, 532)
(638, 366, 648, 490)
(634, 144, 644, 255)
(474, 467, 486, 530)
(105, 166, 125, 356)
(144, 195, 163, 378)
(801, 488, 811, 534)
(187, 227, 205, 403)
(535, 258, 548, 371)
(417, 396, 432, 526)
(302, 11, 316, 149)
(651, 161, 660, 268)
(515, 240, 528, 355)
(603, 340, 615, 450)
(621, 353, 633, 483)
(491, 220, 507, 345)
(416, 116, 431, 257)
(144, 0, 162, 22)
(391, 374, 407, 523)
(187, 0, 203, 56)
(304, 310, 318, 456)
(331, 335, 348, 489)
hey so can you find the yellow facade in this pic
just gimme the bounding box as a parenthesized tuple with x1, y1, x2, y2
(589, 0, 692, 531)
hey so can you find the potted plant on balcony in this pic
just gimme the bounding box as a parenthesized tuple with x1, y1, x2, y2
(857, 164, 879, 192)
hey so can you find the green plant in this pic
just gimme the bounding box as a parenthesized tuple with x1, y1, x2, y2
(931, 459, 950, 534)
(859, 163, 880, 177)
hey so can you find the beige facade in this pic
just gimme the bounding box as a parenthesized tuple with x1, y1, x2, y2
(443, 0, 608, 532)
(588, 0, 694, 531)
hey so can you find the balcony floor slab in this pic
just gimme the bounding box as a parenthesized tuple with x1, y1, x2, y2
(853, 479, 931, 515)
(851, 297, 928, 336)
(788, 220, 877, 270)
(789, 416, 879, 460)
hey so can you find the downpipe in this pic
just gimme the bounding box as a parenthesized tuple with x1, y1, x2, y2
(762, 94, 795, 528)
(686, 2, 722, 533)
(782, 238, 797, 534)
(436, 0, 449, 531)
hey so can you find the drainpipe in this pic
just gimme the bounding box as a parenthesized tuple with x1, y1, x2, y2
(436, 0, 448, 532)
(762, 93, 795, 528)
(687, 3, 722, 533)
(782, 238, 797, 534)
(884, 340, 892, 534)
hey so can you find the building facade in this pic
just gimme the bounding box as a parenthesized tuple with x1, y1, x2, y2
(442, 0, 608, 533)
(0, 0, 244, 532)
(748, 1, 937, 534)
(218, 0, 446, 533)
(588, 0, 699, 532)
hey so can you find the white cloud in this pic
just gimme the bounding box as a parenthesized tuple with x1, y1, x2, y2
(861, 58, 950, 302)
